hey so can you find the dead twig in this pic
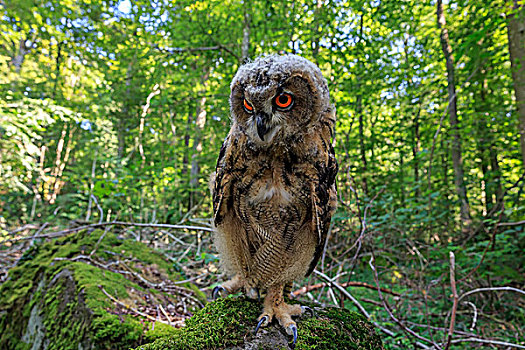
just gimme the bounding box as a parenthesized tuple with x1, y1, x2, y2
(99, 285, 169, 325)
(463, 301, 477, 331)
(314, 270, 397, 338)
(445, 252, 458, 350)
(497, 219, 525, 227)
(449, 337, 525, 349)
(458, 286, 525, 302)
(159, 304, 172, 325)
(1, 221, 213, 244)
(368, 255, 442, 349)
(292, 280, 400, 298)
(7, 224, 40, 236)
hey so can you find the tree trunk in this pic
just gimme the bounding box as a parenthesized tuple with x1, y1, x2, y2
(357, 93, 368, 196)
(412, 107, 421, 197)
(51, 41, 63, 100)
(437, 0, 472, 230)
(475, 77, 494, 215)
(475, 79, 504, 216)
(118, 58, 136, 159)
(241, 4, 251, 63)
(356, 14, 368, 196)
(181, 113, 193, 177)
(189, 69, 211, 208)
(507, 1, 525, 169)
(137, 84, 161, 169)
(30, 146, 46, 221)
(311, 0, 323, 63)
(403, 38, 422, 198)
(11, 36, 29, 73)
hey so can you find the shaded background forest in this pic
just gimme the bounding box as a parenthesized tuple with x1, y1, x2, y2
(1, 0, 524, 349)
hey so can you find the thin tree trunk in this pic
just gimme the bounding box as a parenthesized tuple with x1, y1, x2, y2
(507, 1, 525, 169)
(356, 14, 368, 196)
(48, 124, 68, 202)
(475, 78, 494, 215)
(357, 93, 368, 196)
(437, 0, 472, 230)
(11, 36, 29, 73)
(51, 41, 63, 100)
(311, 0, 323, 63)
(50, 125, 75, 204)
(189, 69, 211, 208)
(118, 58, 136, 158)
(182, 113, 193, 177)
(137, 84, 161, 169)
(400, 146, 406, 205)
(440, 137, 451, 226)
(241, 4, 251, 63)
(412, 107, 421, 197)
(9, 33, 34, 90)
(30, 146, 46, 221)
(85, 150, 98, 221)
(403, 38, 422, 198)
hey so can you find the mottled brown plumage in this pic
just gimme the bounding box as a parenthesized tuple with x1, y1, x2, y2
(211, 54, 337, 343)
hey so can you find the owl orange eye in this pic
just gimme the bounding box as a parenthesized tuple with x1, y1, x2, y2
(274, 93, 294, 109)
(243, 99, 253, 112)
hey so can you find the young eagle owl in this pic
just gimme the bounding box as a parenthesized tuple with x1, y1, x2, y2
(211, 54, 337, 345)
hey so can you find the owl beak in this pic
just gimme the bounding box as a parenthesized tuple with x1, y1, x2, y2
(255, 113, 269, 141)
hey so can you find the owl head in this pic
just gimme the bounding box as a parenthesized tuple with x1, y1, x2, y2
(230, 54, 331, 144)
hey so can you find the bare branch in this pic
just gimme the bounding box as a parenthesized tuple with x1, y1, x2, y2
(497, 219, 525, 227)
(458, 286, 525, 302)
(445, 252, 458, 350)
(99, 286, 169, 325)
(2, 221, 214, 244)
(292, 280, 400, 298)
(450, 337, 525, 349)
(314, 270, 397, 338)
(368, 256, 442, 349)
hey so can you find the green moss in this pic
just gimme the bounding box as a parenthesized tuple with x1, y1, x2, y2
(0, 229, 206, 350)
(296, 307, 383, 350)
(144, 322, 180, 342)
(137, 298, 384, 350)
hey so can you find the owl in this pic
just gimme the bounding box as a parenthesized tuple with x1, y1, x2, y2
(211, 54, 337, 346)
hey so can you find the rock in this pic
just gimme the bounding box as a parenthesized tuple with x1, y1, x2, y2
(0, 229, 383, 350)
(136, 297, 384, 350)
(0, 230, 206, 350)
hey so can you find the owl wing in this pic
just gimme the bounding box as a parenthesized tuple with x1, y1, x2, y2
(212, 135, 232, 226)
(306, 115, 338, 277)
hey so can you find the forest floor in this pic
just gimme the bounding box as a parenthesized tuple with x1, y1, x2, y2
(1, 218, 524, 349)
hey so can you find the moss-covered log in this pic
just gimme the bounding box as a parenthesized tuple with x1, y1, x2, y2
(137, 298, 384, 350)
(0, 230, 206, 350)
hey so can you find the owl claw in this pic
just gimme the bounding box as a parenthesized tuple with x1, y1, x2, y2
(301, 305, 314, 317)
(287, 324, 298, 349)
(212, 285, 226, 300)
(254, 315, 269, 336)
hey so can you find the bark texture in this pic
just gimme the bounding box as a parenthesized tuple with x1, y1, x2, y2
(507, 1, 525, 169)
(437, 0, 472, 230)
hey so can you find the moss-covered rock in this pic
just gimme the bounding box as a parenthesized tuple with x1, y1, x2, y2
(0, 230, 206, 350)
(136, 297, 384, 350)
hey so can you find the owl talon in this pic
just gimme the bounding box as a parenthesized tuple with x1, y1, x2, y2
(301, 305, 314, 317)
(245, 286, 259, 299)
(287, 324, 298, 349)
(212, 285, 226, 300)
(254, 315, 269, 335)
